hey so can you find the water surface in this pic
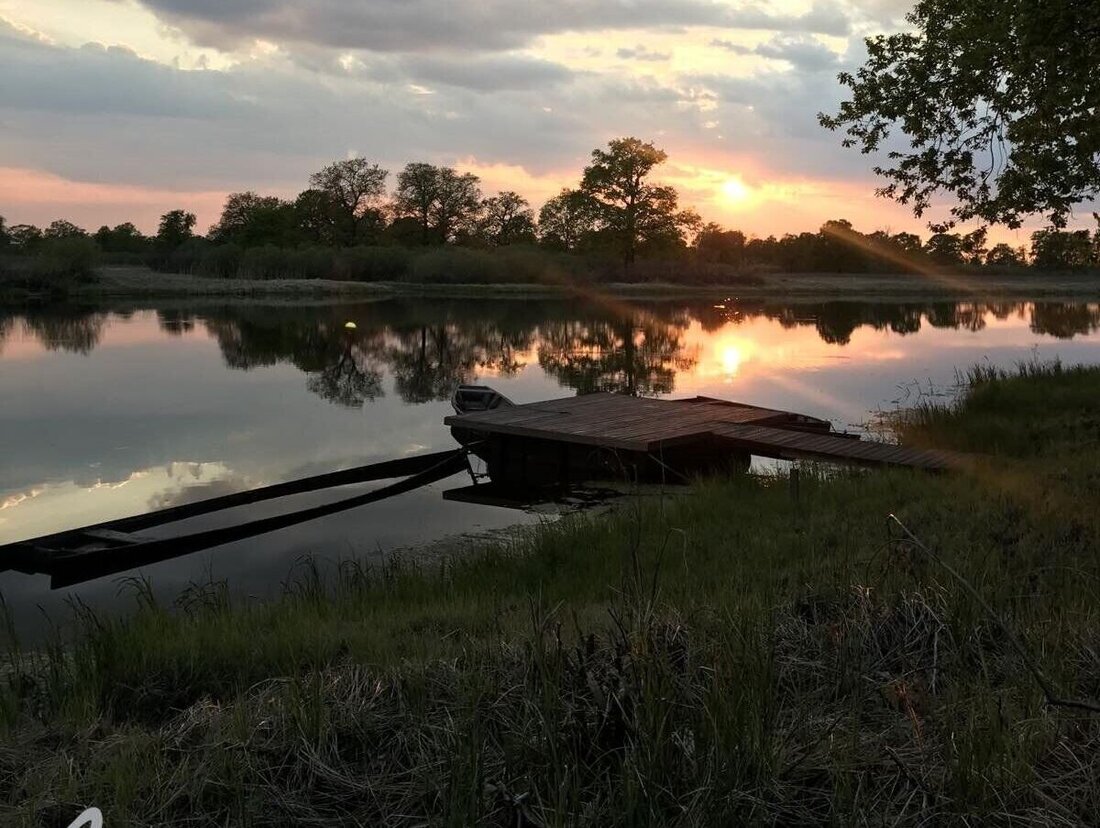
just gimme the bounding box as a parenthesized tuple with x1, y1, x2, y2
(2, 297, 1099, 634)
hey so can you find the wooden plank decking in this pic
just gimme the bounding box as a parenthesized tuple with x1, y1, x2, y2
(445, 393, 967, 471)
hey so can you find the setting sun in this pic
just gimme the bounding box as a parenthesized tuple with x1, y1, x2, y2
(720, 177, 750, 205)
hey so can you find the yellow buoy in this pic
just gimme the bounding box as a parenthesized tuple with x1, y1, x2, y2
(344, 321, 357, 330)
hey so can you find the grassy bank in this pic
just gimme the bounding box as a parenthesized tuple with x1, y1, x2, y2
(3, 363, 1100, 824)
(5, 265, 1095, 305)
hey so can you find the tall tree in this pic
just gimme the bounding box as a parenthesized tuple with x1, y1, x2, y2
(820, 0, 1100, 229)
(580, 137, 691, 267)
(958, 228, 989, 266)
(986, 243, 1027, 268)
(209, 192, 297, 247)
(43, 219, 87, 239)
(478, 191, 536, 246)
(393, 163, 438, 245)
(1030, 230, 1095, 270)
(537, 189, 600, 251)
(157, 210, 196, 249)
(8, 224, 43, 251)
(694, 223, 746, 266)
(308, 158, 388, 240)
(431, 168, 482, 244)
(0, 215, 8, 250)
(393, 163, 481, 244)
(294, 189, 346, 246)
(93, 222, 148, 254)
(924, 233, 965, 266)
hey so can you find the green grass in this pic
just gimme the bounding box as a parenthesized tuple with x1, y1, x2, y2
(3, 362, 1100, 824)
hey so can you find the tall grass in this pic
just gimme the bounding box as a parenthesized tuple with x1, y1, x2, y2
(2, 363, 1100, 824)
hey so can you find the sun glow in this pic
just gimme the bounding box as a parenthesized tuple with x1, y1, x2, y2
(720, 177, 750, 204)
(720, 344, 744, 376)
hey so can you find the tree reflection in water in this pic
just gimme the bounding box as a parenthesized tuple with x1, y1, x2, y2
(1, 300, 1098, 405)
(156, 309, 196, 336)
(10, 307, 109, 354)
(537, 310, 698, 396)
(386, 321, 532, 403)
(203, 312, 387, 407)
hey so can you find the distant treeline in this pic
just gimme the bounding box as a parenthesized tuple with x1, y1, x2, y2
(3, 137, 1100, 291)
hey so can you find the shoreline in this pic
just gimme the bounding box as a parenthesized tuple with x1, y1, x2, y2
(6, 265, 1100, 305)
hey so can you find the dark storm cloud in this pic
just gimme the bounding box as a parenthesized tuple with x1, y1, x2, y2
(132, 0, 852, 52)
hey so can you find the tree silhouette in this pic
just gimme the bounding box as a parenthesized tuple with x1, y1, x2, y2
(309, 158, 389, 242)
(580, 137, 693, 267)
(821, 0, 1100, 229)
(393, 163, 482, 245)
(478, 191, 537, 246)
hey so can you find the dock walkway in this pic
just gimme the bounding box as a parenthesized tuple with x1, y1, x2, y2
(445, 393, 966, 471)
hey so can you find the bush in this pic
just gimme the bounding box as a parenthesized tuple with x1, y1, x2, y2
(335, 246, 412, 281)
(239, 245, 290, 280)
(162, 238, 211, 274)
(99, 251, 151, 267)
(288, 247, 337, 280)
(196, 243, 244, 279)
(31, 236, 99, 282)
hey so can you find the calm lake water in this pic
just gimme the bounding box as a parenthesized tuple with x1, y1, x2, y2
(2, 296, 1100, 635)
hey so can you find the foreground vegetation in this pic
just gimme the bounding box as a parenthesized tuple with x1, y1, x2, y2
(2, 362, 1100, 824)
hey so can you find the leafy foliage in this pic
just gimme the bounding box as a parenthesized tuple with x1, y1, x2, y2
(580, 137, 697, 266)
(821, 0, 1100, 229)
(393, 163, 482, 244)
(538, 189, 602, 251)
(477, 191, 537, 246)
(156, 210, 196, 249)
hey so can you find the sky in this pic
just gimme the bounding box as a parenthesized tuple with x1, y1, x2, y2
(0, 0, 1055, 245)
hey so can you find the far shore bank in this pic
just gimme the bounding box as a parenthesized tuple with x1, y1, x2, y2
(5, 265, 1100, 304)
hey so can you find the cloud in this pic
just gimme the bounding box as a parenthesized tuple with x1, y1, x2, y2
(129, 0, 853, 52)
(396, 54, 576, 91)
(754, 34, 842, 72)
(617, 45, 671, 62)
(711, 33, 842, 71)
(0, 1, 924, 238)
(710, 38, 754, 55)
(0, 22, 242, 119)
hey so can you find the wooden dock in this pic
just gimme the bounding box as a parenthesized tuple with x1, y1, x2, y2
(445, 393, 966, 480)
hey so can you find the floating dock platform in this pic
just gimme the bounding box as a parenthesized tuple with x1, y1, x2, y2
(446, 392, 965, 482)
